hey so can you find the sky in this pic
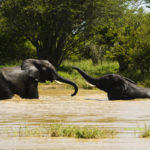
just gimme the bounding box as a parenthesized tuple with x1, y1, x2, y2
(141, 3, 150, 12)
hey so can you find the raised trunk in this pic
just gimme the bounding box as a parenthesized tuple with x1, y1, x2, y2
(53, 71, 78, 96)
(72, 66, 98, 85)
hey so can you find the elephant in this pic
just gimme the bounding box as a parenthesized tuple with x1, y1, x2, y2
(73, 66, 150, 100)
(0, 59, 78, 100)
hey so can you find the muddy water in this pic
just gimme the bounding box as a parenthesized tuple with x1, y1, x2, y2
(0, 84, 150, 149)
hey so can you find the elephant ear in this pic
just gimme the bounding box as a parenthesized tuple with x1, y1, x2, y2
(123, 77, 136, 84)
(21, 59, 40, 81)
(108, 75, 128, 99)
(116, 76, 128, 94)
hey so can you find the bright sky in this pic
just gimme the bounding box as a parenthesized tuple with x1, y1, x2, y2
(140, 4, 150, 12)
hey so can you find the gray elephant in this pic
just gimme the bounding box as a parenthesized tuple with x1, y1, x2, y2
(73, 66, 150, 100)
(0, 59, 78, 100)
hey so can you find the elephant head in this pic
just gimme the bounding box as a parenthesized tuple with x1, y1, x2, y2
(21, 59, 78, 96)
(72, 66, 147, 100)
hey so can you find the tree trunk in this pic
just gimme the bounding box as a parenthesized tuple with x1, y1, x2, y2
(36, 46, 63, 68)
(34, 32, 67, 68)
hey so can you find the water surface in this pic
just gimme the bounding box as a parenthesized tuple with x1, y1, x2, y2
(0, 84, 150, 149)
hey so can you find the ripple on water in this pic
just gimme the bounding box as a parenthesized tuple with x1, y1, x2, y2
(0, 88, 150, 149)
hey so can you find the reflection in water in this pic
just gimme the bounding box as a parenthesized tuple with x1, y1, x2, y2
(0, 85, 150, 149)
(1, 137, 150, 150)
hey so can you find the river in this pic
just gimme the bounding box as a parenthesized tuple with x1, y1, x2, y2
(0, 84, 150, 149)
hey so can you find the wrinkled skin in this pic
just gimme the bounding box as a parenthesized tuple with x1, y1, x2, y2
(73, 66, 150, 100)
(0, 59, 78, 100)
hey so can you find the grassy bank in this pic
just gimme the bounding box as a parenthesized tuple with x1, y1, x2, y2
(58, 59, 119, 89)
(8, 124, 116, 139)
(59, 59, 150, 88)
(1, 59, 150, 88)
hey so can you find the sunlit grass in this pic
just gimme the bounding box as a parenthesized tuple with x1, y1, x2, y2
(58, 59, 119, 89)
(0, 60, 22, 68)
(50, 124, 116, 139)
(8, 124, 116, 139)
(124, 124, 150, 138)
(0, 59, 119, 89)
(60, 59, 119, 77)
(141, 125, 150, 138)
(1, 59, 150, 87)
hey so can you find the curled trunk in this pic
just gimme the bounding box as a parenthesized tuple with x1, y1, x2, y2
(53, 70, 78, 96)
(21, 59, 78, 96)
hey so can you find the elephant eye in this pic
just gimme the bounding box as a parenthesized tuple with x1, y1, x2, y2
(41, 67, 47, 71)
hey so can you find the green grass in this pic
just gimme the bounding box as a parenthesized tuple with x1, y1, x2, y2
(8, 124, 116, 139)
(125, 124, 150, 138)
(58, 59, 119, 89)
(141, 125, 150, 138)
(2, 58, 150, 88)
(0, 59, 119, 89)
(0, 60, 22, 68)
(50, 124, 116, 139)
(58, 59, 150, 88)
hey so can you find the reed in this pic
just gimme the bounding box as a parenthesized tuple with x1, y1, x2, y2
(10, 124, 116, 139)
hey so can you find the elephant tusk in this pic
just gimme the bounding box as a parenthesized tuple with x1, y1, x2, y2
(85, 81, 95, 87)
(54, 80, 63, 84)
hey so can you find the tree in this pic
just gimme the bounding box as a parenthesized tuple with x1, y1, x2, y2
(132, 12, 150, 73)
(105, 9, 150, 73)
(65, 0, 131, 64)
(0, 0, 134, 67)
(0, 10, 35, 64)
(1, 0, 92, 67)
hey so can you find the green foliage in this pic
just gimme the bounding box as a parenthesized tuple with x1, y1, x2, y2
(0, 0, 96, 67)
(0, 12, 36, 64)
(58, 59, 150, 88)
(0, 34, 36, 64)
(141, 124, 150, 138)
(54, 0, 130, 65)
(17, 124, 116, 139)
(58, 59, 119, 88)
(104, 9, 150, 73)
(0, 0, 150, 76)
(76, 0, 129, 64)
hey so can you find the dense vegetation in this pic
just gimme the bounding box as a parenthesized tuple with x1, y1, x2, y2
(0, 0, 150, 83)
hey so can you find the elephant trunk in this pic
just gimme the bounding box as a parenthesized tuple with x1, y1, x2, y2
(53, 71, 78, 96)
(72, 66, 98, 86)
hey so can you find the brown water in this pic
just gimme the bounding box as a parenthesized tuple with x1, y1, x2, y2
(0, 84, 150, 149)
